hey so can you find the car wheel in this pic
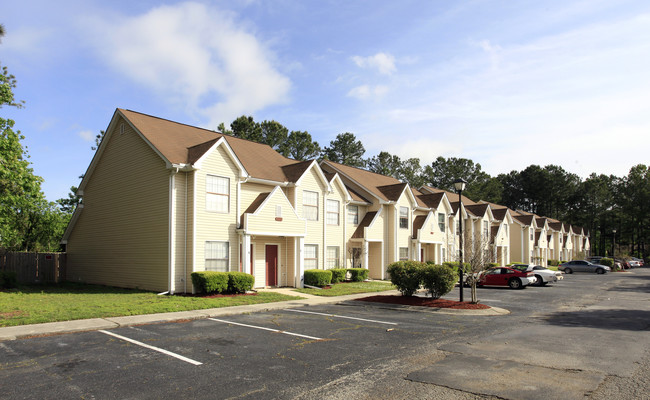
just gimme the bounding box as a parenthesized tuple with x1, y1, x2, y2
(564, 267, 573, 274)
(596, 268, 605, 274)
(535, 275, 545, 286)
(508, 278, 522, 289)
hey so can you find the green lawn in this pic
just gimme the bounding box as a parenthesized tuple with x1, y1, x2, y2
(293, 281, 395, 297)
(0, 283, 301, 327)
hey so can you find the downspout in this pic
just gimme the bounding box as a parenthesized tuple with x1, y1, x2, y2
(184, 171, 188, 293)
(168, 168, 179, 295)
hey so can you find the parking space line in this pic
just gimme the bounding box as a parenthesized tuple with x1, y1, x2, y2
(208, 318, 323, 340)
(285, 309, 398, 325)
(99, 330, 203, 366)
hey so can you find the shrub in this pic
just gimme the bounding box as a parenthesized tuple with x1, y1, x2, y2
(304, 269, 332, 287)
(599, 257, 614, 267)
(488, 262, 500, 268)
(191, 271, 229, 294)
(442, 261, 469, 275)
(348, 268, 368, 282)
(330, 268, 347, 283)
(547, 259, 560, 266)
(420, 264, 457, 299)
(387, 261, 423, 296)
(0, 271, 17, 289)
(228, 272, 254, 293)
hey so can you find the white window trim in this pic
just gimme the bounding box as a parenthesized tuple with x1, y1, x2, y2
(205, 241, 229, 272)
(206, 175, 230, 213)
(303, 190, 319, 221)
(326, 199, 340, 226)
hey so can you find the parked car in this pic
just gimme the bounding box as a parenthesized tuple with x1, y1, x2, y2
(510, 264, 562, 286)
(628, 259, 641, 268)
(559, 260, 611, 274)
(478, 267, 536, 289)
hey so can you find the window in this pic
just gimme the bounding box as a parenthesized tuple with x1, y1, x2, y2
(438, 213, 445, 232)
(326, 199, 340, 225)
(530, 228, 534, 241)
(348, 205, 359, 225)
(206, 175, 229, 213)
(350, 248, 362, 268)
(399, 247, 409, 261)
(505, 224, 508, 234)
(205, 241, 229, 271)
(483, 221, 489, 239)
(326, 246, 340, 268)
(399, 207, 409, 229)
(303, 191, 318, 221)
(304, 244, 318, 269)
(442, 248, 446, 262)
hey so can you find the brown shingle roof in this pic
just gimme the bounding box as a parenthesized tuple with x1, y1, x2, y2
(352, 211, 377, 239)
(491, 207, 509, 221)
(377, 183, 409, 202)
(241, 192, 270, 225)
(416, 192, 445, 209)
(420, 186, 476, 205)
(321, 160, 403, 202)
(120, 108, 311, 183)
(412, 215, 427, 236)
(513, 214, 535, 226)
(465, 203, 490, 218)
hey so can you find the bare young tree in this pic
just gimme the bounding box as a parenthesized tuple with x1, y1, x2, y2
(460, 229, 495, 304)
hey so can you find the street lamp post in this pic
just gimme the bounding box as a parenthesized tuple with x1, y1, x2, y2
(454, 178, 467, 302)
(612, 229, 616, 262)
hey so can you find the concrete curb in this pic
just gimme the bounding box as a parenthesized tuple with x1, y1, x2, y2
(0, 289, 508, 341)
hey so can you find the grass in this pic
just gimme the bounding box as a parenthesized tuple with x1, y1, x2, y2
(0, 283, 301, 327)
(293, 280, 395, 297)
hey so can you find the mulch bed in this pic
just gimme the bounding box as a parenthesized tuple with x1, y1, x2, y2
(356, 295, 490, 310)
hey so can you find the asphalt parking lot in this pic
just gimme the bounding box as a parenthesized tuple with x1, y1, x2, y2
(1, 268, 649, 399)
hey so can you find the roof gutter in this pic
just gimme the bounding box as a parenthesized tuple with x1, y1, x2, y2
(244, 177, 292, 187)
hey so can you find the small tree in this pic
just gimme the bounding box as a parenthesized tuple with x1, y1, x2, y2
(460, 229, 495, 304)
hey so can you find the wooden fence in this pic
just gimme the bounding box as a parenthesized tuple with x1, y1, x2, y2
(0, 252, 66, 284)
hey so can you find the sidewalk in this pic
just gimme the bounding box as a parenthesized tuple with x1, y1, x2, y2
(0, 288, 506, 341)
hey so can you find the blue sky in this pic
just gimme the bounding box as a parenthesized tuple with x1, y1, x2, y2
(3, 0, 650, 201)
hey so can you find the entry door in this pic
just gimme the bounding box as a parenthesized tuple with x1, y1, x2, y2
(265, 245, 278, 286)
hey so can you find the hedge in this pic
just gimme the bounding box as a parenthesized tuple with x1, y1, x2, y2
(547, 259, 560, 266)
(330, 268, 347, 283)
(599, 257, 614, 267)
(191, 271, 229, 294)
(304, 269, 332, 287)
(348, 268, 368, 282)
(0, 271, 17, 289)
(228, 272, 255, 293)
(420, 264, 457, 299)
(387, 261, 422, 296)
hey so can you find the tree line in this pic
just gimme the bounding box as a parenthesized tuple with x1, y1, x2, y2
(219, 115, 649, 259)
(1, 21, 647, 259)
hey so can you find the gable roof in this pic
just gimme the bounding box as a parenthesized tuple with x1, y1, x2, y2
(352, 211, 378, 239)
(465, 203, 491, 218)
(119, 109, 322, 184)
(321, 160, 403, 203)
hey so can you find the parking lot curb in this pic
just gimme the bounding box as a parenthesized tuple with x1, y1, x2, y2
(0, 289, 509, 341)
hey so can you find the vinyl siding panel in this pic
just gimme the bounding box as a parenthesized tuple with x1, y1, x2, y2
(245, 190, 305, 235)
(66, 116, 169, 292)
(172, 172, 189, 292)
(325, 184, 346, 266)
(194, 145, 240, 272)
(298, 169, 326, 268)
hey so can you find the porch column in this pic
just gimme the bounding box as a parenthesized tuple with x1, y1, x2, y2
(242, 234, 251, 275)
(362, 240, 369, 270)
(295, 236, 305, 288)
(415, 241, 422, 262)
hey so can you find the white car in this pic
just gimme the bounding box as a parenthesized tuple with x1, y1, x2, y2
(511, 264, 561, 286)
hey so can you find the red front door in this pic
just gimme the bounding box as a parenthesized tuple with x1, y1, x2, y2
(265, 245, 278, 286)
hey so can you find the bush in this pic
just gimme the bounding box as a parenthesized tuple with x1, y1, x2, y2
(0, 271, 17, 289)
(442, 261, 470, 276)
(304, 269, 332, 287)
(488, 262, 499, 268)
(191, 271, 229, 294)
(547, 259, 560, 266)
(599, 257, 614, 267)
(348, 268, 368, 282)
(420, 264, 457, 299)
(228, 272, 254, 293)
(387, 261, 423, 296)
(330, 268, 347, 283)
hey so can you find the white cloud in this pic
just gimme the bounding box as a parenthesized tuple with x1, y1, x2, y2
(352, 52, 396, 75)
(81, 2, 290, 126)
(78, 130, 95, 142)
(347, 84, 389, 100)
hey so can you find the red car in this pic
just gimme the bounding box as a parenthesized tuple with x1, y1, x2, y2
(478, 267, 536, 289)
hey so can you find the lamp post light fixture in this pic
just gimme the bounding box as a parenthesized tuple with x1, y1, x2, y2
(453, 178, 467, 302)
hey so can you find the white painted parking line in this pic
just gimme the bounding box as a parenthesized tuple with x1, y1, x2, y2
(285, 309, 398, 325)
(99, 330, 203, 366)
(208, 318, 323, 340)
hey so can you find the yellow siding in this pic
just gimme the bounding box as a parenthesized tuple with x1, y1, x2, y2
(395, 194, 413, 261)
(245, 189, 305, 235)
(241, 182, 276, 210)
(298, 168, 326, 268)
(326, 182, 346, 267)
(194, 145, 240, 272)
(366, 207, 384, 241)
(172, 172, 189, 292)
(67, 116, 169, 292)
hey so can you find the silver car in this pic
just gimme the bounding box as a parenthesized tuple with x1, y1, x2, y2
(558, 260, 611, 274)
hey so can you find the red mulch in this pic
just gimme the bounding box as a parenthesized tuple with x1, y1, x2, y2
(356, 295, 490, 309)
